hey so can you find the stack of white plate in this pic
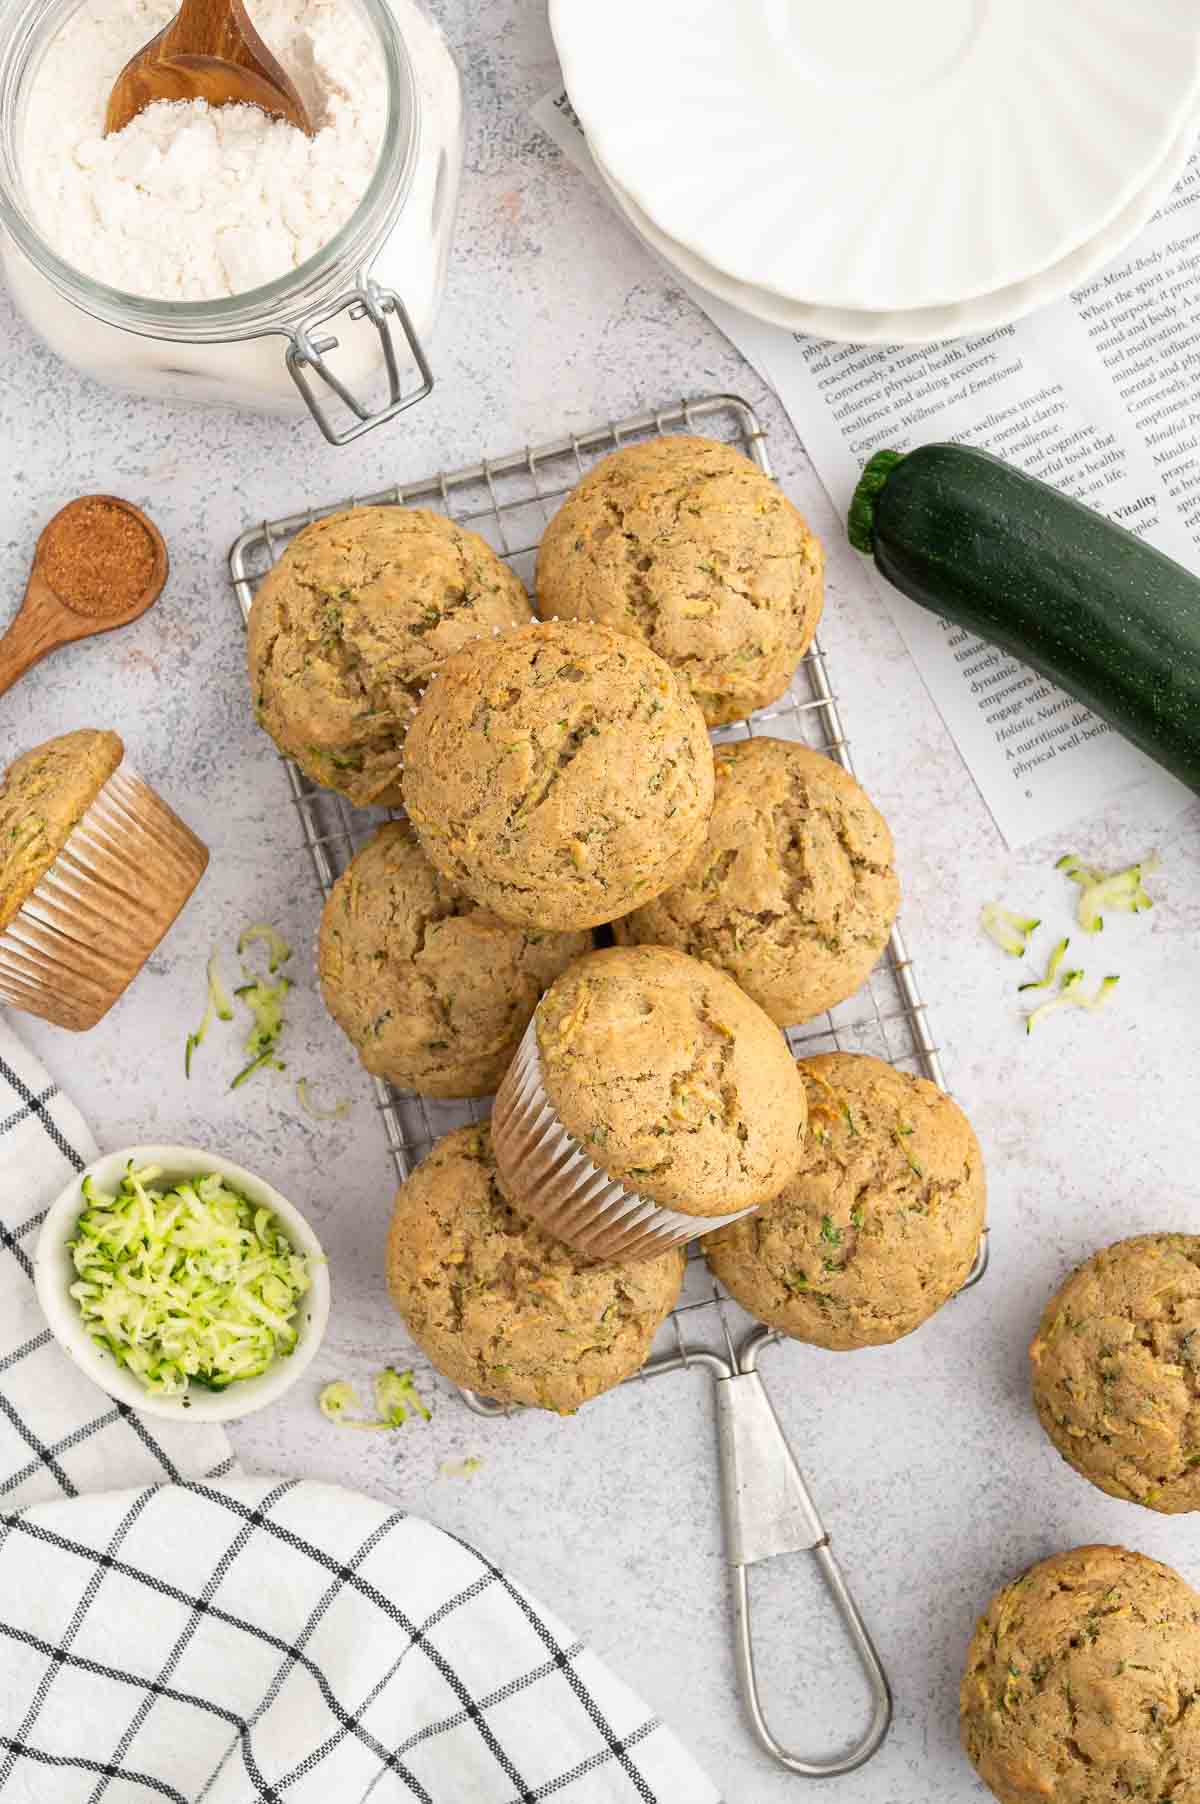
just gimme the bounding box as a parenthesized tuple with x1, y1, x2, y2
(550, 0, 1200, 345)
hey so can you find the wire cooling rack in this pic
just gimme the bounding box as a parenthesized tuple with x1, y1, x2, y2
(230, 392, 987, 1777)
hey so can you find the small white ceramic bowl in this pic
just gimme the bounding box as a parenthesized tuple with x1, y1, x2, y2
(35, 1143, 331, 1424)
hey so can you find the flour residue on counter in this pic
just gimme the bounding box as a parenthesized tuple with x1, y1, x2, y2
(22, 0, 386, 300)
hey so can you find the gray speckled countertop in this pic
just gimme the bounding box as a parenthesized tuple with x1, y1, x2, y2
(5, 3, 1200, 1799)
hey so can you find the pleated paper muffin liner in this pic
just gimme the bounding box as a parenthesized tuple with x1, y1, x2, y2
(0, 763, 208, 1030)
(491, 1016, 756, 1262)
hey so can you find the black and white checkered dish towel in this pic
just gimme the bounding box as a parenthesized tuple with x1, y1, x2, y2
(0, 1016, 235, 1508)
(0, 1021, 719, 1802)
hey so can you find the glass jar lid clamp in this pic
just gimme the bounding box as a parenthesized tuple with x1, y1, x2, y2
(286, 282, 434, 445)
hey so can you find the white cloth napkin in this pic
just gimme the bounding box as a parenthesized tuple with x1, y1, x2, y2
(0, 1016, 235, 1508)
(1, 1477, 719, 1802)
(0, 1020, 720, 1803)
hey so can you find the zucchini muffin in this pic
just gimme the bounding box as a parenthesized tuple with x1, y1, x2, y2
(613, 738, 899, 1026)
(246, 506, 532, 806)
(703, 1052, 985, 1348)
(961, 1544, 1200, 1804)
(492, 945, 807, 1259)
(536, 436, 824, 726)
(0, 729, 207, 1031)
(402, 619, 715, 931)
(317, 821, 591, 1098)
(385, 1123, 686, 1412)
(1030, 1234, 1200, 1514)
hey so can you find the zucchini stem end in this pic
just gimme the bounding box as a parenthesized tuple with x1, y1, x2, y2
(848, 449, 905, 554)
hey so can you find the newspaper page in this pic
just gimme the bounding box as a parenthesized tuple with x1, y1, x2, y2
(532, 87, 1196, 846)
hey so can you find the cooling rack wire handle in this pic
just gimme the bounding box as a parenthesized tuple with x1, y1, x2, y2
(716, 1322, 893, 1777)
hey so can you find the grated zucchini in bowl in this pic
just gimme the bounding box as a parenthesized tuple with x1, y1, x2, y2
(68, 1163, 313, 1398)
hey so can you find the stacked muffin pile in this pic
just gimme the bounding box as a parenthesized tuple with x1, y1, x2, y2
(246, 435, 988, 1413)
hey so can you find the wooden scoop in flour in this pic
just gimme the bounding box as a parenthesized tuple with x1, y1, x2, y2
(0, 497, 168, 700)
(105, 0, 313, 137)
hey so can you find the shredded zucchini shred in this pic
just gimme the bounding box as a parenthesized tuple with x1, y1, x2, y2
(319, 1380, 362, 1423)
(1025, 971, 1119, 1034)
(1057, 852, 1160, 933)
(232, 973, 291, 1089)
(186, 922, 294, 1086)
(318, 1367, 432, 1431)
(377, 1367, 432, 1424)
(1018, 937, 1070, 993)
(230, 920, 294, 1089)
(68, 1163, 311, 1397)
(185, 951, 234, 1077)
(981, 903, 1040, 957)
(439, 1456, 484, 1480)
(296, 1079, 351, 1122)
(237, 921, 292, 972)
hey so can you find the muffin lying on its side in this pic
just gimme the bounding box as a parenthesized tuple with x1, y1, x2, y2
(961, 1545, 1200, 1804)
(0, 728, 207, 1031)
(402, 619, 714, 931)
(613, 737, 899, 1026)
(537, 436, 824, 725)
(385, 1124, 686, 1412)
(317, 822, 592, 1098)
(246, 506, 532, 806)
(704, 1052, 985, 1348)
(1031, 1234, 1200, 1513)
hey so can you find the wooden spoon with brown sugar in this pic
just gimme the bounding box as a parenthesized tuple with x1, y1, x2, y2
(105, 0, 313, 137)
(0, 496, 169, 699)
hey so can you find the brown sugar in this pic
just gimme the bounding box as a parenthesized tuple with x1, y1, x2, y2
(39, 497, 158, 618)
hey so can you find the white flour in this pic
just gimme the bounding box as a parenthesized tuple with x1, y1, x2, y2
(22, 0, 387, 300)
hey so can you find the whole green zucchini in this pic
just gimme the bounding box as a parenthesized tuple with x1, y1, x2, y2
(848, 444, 1200, 792)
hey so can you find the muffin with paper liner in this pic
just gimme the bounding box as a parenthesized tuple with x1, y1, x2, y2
(491, 944, 807, 1261)
(0, 728, 207, 1030)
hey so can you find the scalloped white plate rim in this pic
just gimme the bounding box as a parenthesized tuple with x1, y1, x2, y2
(552, 0, 1200, 313)
(590, 110, 1200, 349)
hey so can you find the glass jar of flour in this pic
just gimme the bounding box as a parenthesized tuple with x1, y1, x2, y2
(0, 0, 462, 441)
